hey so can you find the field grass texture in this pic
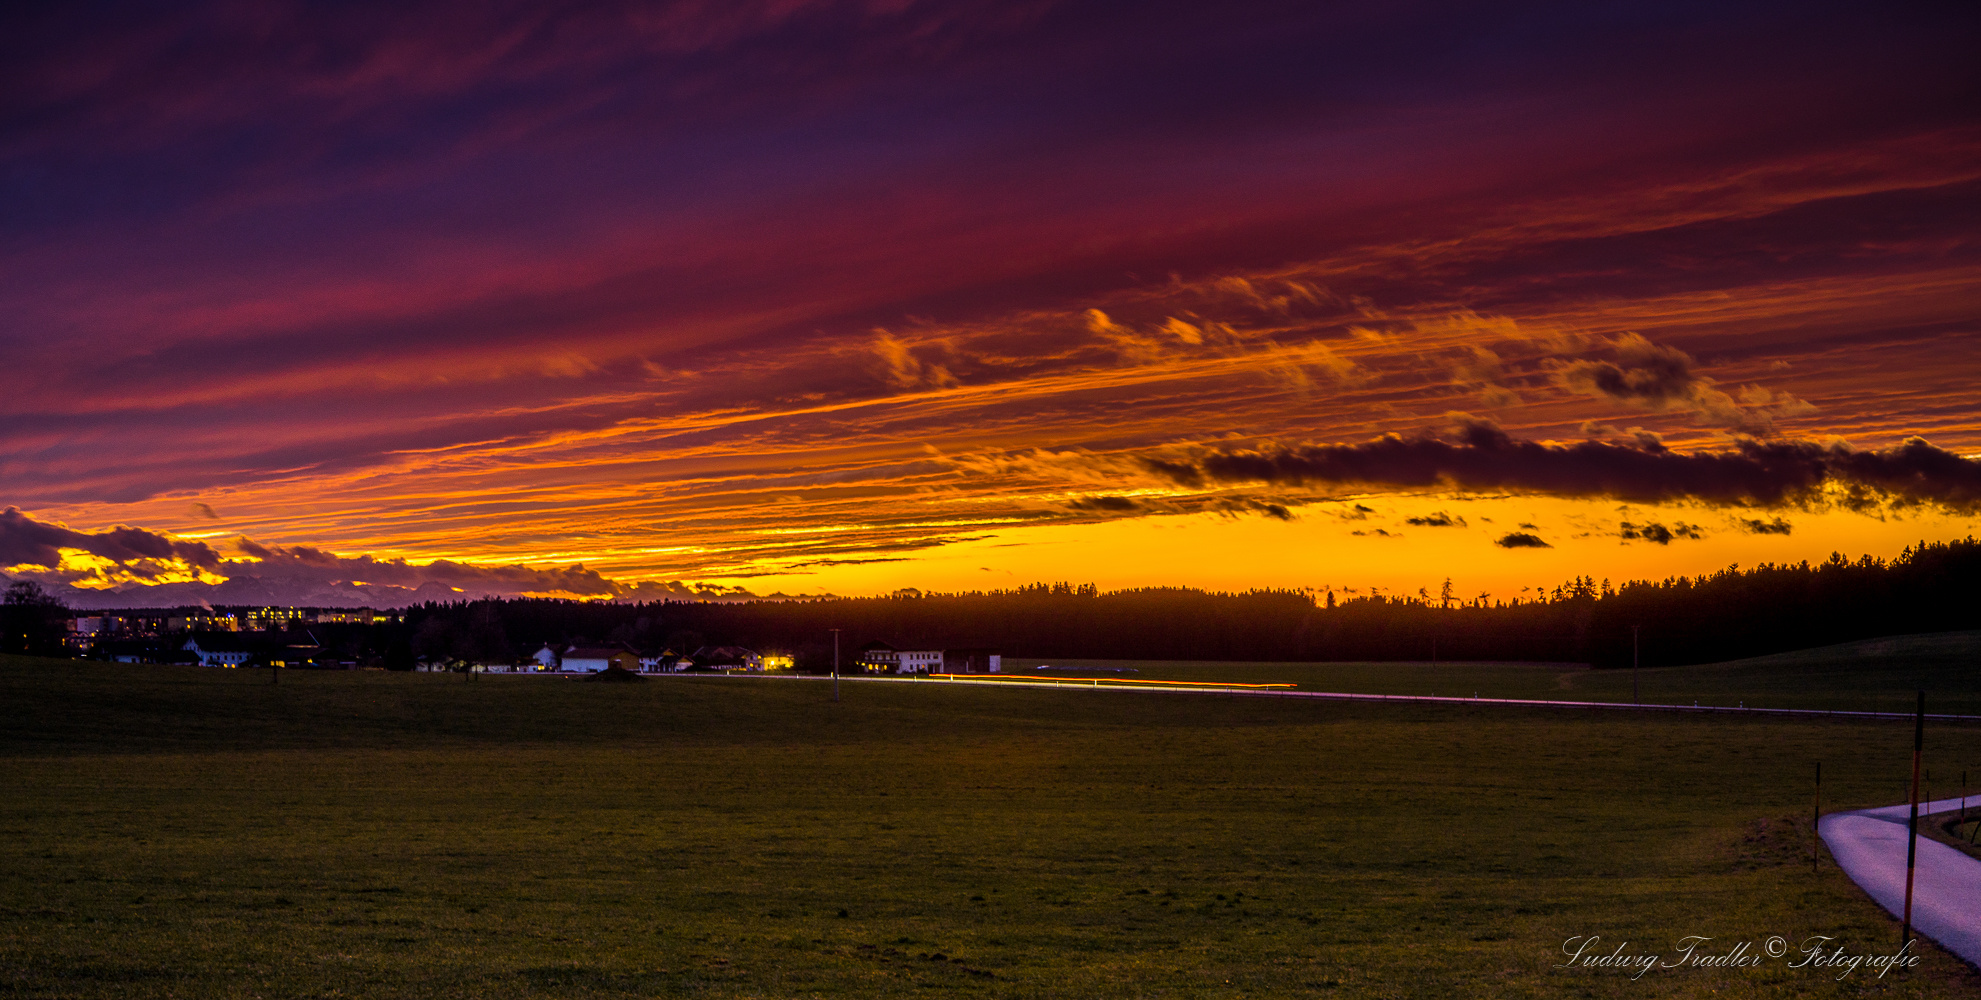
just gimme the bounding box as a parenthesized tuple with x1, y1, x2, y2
(3, 649, 1980, 998)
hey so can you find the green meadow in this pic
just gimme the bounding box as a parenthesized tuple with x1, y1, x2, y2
(3, 645, 1980, 999)
(1014, 629, 1981, 716)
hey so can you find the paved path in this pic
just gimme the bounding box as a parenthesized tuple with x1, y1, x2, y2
(1822, 796, 1981, 967)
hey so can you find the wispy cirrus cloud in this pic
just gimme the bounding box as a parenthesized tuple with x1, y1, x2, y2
(1552, 333, 1815, 435)
(2, 2, 1977, 596)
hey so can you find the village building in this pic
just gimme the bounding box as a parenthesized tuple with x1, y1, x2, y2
(241, 607, 310, 631)
(692, 645, 764, 670)
(895, 649, 943, 674)
(854, 640, 897, 672)
(314, 609, 385, 624)
(559, 644, 639, 673)
(182, 636, 259, 667)
(168, 613, 240, 632)
(854, 640, 945, 675)
(636, 649, 680, 672)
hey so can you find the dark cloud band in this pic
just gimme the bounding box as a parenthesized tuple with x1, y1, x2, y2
(1141, 421, 1981, 512)
(1, 507, 220, 574)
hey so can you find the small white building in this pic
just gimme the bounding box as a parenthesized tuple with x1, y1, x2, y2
(560, 645, 637, 673)
(183, 638, 253, 667)
(532, 645, 561, 671)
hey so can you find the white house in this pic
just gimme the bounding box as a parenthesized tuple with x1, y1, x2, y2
(532, 645, 561, 671)
(855, 641, 978, 673)
(894, 649, 944, 674)
(855, 641, 943, 674)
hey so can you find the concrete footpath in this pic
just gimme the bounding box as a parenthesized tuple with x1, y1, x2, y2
(1822, 797, 1981, 968)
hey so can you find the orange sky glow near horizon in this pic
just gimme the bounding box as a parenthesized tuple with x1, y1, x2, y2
(3, 3, 1978, 608)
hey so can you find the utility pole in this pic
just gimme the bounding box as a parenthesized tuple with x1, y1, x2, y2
(829, 628, 841, 703)
(1631, 625, 1640, 705)
(1903, 690, 1923, 948)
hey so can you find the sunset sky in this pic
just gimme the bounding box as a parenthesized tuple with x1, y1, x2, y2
(3, 1, 1979, 608)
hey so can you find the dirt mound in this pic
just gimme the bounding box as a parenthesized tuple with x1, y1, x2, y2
(583, 666, 647, 683)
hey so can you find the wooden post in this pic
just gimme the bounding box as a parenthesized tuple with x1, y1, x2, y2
(1902, 690, 1923, 948)
(1813, 761, 1821, 871)
(1972, 779, 1980, 843)
(1969, 768, 1980, 844)
(1631, 625, 1640, 705)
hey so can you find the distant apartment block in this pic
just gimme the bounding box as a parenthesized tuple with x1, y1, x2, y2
(66, 607, 396, 642)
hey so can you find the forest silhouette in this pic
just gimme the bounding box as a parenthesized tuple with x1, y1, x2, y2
(393, 537, 1981, 670)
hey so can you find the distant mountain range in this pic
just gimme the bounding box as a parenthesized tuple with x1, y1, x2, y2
(7, 574, 816, 610)
(35, 576, 480, 610)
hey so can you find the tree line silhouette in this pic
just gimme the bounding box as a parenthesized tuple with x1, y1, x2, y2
(388, 538, 1981, 669)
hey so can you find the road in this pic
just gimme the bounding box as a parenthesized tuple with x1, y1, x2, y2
(1822, 796, 1981, 968)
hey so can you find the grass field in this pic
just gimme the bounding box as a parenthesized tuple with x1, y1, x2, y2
(4, 649, 1981, 998)
(1009, 629, 1981, 716)
(1931, 815, 1981, 861)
